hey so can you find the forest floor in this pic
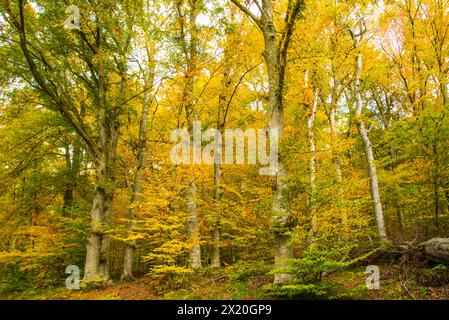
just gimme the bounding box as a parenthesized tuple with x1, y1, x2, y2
(7, 261, 449, 300)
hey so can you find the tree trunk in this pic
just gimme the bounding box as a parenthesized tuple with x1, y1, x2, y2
(330, 94, 348, 230)
(231, 0, 303, 284)
(99, 188, 114, 281)
(261, 0, 293, 284)
(63, 144, 75, 212)
(83, 159, 110, 282)
(187, 180, 202, 269)
(397, 204, 405, 232)
(177, 0, 202, 270)
(306, 73, 318, 239)
(433, 139, 441, 224)
(185, 77, 201, 270)
(398, 238, 449, 265)
(9, 0, 124, 285)
(211, 76, 227, 269)
(326, 72, 350, 237)
(330, 91, 343, 185)
(84, 128, 118, 283)
(83, 44, 120, 283)
(122, 43, 156, 281)
(353, 35, 387, 241)
(274, 234, 294, 284)
(63, 142, 82, 213)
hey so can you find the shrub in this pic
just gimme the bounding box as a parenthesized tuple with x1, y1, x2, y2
(228, 260, 271, 282)
(264, 246, 353, 299)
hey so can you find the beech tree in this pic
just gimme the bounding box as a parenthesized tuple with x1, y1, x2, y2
(230, 0, 304, 284)
(1, 0, 141, 283)
(3, 0, 449, 301)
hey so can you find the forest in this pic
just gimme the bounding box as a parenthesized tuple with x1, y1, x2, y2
(1, 0, 449, 301)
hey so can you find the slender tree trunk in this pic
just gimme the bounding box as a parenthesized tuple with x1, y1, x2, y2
(63, 144, 75, 211)
(63, 142, 82, 213)
(122, 44, 156, 281)
(187, 179, 201, 269)
(329, 84, 348, 230)
(211, 56, 229, 269)
(433, 139, 441, 225)
(330, 92, 343, 185)
(177, 0, 202, 270)
(211, 228, 221, 268)
(306, 73, 318, 239)
(397, 203, 405, 232)
(185, 68, 202, 270)
(353, 36, 387, 241)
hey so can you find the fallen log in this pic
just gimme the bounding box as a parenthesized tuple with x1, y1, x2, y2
(396, 238, 449, 265)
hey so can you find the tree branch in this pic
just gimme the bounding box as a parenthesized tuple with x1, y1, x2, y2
(230, 0, 262, 30)
(13, 0, 100, 159)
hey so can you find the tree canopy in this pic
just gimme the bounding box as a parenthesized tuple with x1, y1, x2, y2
(1, 0, 449, 300)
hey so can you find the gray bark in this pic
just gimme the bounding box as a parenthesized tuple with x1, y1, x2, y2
(330, 88, 343, 185)
(84, 21, 129, 281)
(7, 0, 126, 285)
(231, 0, 303, 284)
(122, 44, 156, 281)
(177, 0, 202, 269)
(83, 184, 104, 281)
(211, 53, 230, 269)
(84, 145, 117, 283)
(352, 33, 387, 241)
(398, 238, 449, 265)
(262, 0, 293, 285)
(187, 180, 202, 269)
(84, 55, 120, 282)
(329, 81, 348, 229)
(306, 74, 318, 238)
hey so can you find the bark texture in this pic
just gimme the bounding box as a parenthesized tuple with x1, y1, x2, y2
(176, 0, 202, 269)
(398, 238, 449, 265)
(352, 32, 387, 241)
(211, 51, 230, 269)
(231, 0, 303, 284)
(122, 43, 156, 281)
(305, 73, 318, 239)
